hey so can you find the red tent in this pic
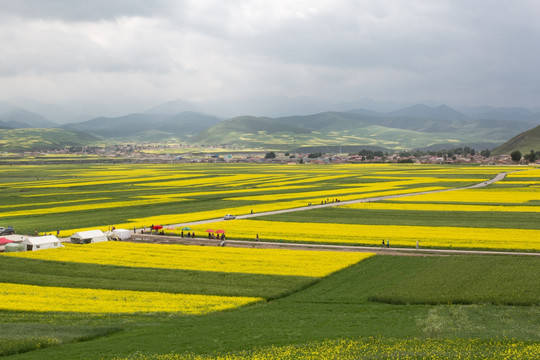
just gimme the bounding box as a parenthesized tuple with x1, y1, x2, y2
(0, 237, 14, 245)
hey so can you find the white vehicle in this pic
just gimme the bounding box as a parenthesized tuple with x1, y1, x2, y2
(224, 214, 236, 220)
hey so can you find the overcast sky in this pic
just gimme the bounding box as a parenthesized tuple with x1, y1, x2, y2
(1, 0, 539, 118)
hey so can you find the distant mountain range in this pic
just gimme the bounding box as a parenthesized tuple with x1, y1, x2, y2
(1, 99, 540, 153)
(193, 107, 540, 151)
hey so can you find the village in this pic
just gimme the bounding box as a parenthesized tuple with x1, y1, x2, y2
(6, 143, 540, 165)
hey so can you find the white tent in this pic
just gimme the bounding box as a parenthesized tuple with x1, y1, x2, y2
(23, 235, 64, 251)
(70, 230, 108, 244)
(112, 229, 131, 240)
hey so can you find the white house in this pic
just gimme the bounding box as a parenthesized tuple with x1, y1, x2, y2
(23, 235, 64, 251)
(70, 230, 108, 244)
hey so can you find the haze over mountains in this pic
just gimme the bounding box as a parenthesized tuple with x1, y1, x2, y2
(1, 98, 540, 152)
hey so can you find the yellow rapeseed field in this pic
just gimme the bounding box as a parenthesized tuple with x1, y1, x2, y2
(343, 202, 540, 212)
(0, 282, 262, 314)
(0, 196, 190, 218)
(390, 188, 540, 204)
(505, 168, 540, 178)
(110, 337, 540, 359)
(188, 220, 540, 250)
(6, 242, 374, 277)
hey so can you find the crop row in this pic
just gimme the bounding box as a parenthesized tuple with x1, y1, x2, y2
(186, 219, 540, 250)
(6, 242, 373, 277)
(110, 337, 540, 360)
(0, 282, 262, 314)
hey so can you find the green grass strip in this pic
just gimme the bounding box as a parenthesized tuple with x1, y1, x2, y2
(367, 255, 540, 305)
(258, 207, 540, 230)
(0, 257, 315, 300)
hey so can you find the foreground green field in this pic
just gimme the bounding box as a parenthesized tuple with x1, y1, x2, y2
(2, 252, 538, 359)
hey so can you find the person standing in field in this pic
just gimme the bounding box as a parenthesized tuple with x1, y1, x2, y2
(386, 239, 389, 248)
(416, 240, 419, 250)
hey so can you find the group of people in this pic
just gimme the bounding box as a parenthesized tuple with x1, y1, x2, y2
(208, 232, 225, 240)
(181, 231, 196, 238)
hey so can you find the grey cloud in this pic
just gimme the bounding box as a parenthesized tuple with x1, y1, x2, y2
(1, 0, 540, 114)
(0, 0, 171, 21)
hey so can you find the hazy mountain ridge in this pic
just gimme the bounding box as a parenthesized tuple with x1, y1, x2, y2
(2, 99, 540, 152)
(61, 111, 221, 140)
(0, 101, 58, 128)
(191, 108, 537, 150)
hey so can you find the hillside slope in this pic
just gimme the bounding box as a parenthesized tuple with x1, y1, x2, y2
(62, 112, 221, 140)
(492, 124, 540, 155)
(193, 111, 531, 151)
(0, 128, 100, 152)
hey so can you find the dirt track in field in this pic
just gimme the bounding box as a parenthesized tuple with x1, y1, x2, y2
(168, 172, 509, 227)
(126, 171, 538, 257)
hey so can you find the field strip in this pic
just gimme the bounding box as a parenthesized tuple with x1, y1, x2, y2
(167, 172, 511, 228)
(0, 282, 262, 314)
(128, 236, 540, 257)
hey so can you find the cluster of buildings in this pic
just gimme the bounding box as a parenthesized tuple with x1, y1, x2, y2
(6, 143, 540, 166)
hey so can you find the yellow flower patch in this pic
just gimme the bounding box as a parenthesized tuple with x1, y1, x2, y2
(0, 197, 190, 218)
(5, 242, 374, 277)
(0, 282, 261, 314)
(391, 188, 540, 204)
(343, 202, 540, 212)
(189, 220, 540, 251)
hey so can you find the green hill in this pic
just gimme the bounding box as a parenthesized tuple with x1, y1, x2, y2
(192, 112, 524, 151)
(61, 112, 221, 141)
(0, 128, 100, 152)
(492, 124, 540, 155)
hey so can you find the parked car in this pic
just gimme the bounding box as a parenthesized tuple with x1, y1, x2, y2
(0, 226, 15, 235)
(224, 214, 236, 220)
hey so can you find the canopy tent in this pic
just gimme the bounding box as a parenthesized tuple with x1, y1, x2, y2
(4, 242, 24, 252)
(0, 237, 14, 246)
(23, 235, 63, 251)
(112, 229, 131, 240)
(70, 230, 108, 244)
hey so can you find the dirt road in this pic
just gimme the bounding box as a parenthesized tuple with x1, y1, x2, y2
(129, 171, 538, 256)
(170, 171, 510, 227)
(128, 233, 539, 257)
